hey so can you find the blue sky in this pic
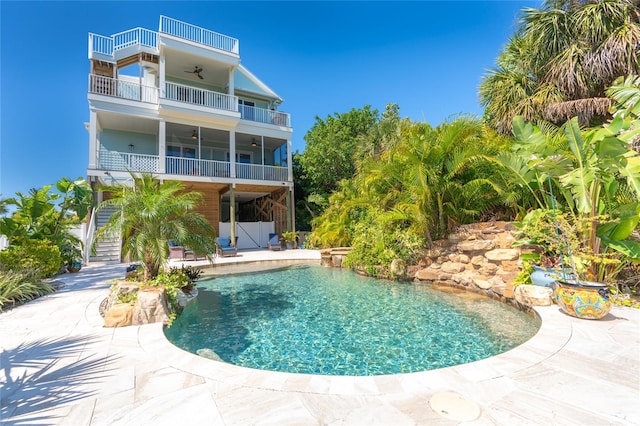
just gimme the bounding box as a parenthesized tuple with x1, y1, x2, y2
(0, 1, 539, 200)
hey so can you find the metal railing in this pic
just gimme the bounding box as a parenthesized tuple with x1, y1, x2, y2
(239, 105, 291, 127)
(84, 208, 96, 264)
(166, 157, 230, 177)
(98, 151, 159, 172)
(236, 163, 288, 181)
(112, 27, 157, 51)
(160, 16, 239, 54)
(164, 82, 237, 112)
(89, 75, 158, 103)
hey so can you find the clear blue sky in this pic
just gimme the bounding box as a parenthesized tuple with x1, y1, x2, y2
(0, 1, 539, 200)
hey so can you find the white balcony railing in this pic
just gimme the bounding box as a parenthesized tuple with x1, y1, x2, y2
(89, 33, 114, 56)
(164, 82, 237, 112)
(239, 105, 290, 127)
(89, 75, 158, 103)
(236, 163, 288, 181)
(112, 27, 157, 51)
(166, 157, 230, 177)
(99, 151, 159, 172)
(98, 150, 287, 182)
(160, 16, 239, 54)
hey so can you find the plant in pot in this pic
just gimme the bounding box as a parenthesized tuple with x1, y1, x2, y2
(281, 231, 299, 249)
(512, 113, 640, 319)
(59, 240, 83, 273)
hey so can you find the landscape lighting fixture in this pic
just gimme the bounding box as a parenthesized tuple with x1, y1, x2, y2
(192, 130, 198, 140)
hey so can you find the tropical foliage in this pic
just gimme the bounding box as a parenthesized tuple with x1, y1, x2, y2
(309, 116, 511, 277)
(95, 173, 217, 280)
(480, 0, 640, 134)
(0, 270, 53, 312)
(0, 177, 92, 275)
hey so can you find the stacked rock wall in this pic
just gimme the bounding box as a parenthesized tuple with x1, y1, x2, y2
(413, 222, 520, 302)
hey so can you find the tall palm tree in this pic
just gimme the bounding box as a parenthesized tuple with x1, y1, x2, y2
(95, 173, 217, 279)
(480, 0, 640, 134)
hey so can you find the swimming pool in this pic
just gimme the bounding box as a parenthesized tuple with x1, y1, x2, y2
(164, 264, 540, 376)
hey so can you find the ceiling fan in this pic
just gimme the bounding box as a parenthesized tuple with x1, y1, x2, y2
(184, 66, 204, 79)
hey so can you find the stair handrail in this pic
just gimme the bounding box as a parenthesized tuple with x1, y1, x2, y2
(84, 208, 97, 264)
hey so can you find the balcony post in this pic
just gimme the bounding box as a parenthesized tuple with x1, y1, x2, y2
(229, 131, 236, 178)
(228, 66, 235, 97)
(88, 108, 98, 169)
(230, 185, 236, 245)
(286, 138, 293, 182)
(158, 119, 166, 173)
(159, 55, 165, 98)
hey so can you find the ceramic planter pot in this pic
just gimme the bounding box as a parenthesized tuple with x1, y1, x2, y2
(530, 266, 573, 287)
(67, 260, 82, 273)
(552, 279, 612, 320)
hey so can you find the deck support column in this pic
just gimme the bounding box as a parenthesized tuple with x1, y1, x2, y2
(230, 185, 236, 245)
(286, 188, 292, 232)
(230, 131, 236, 178)
(88, 108, 98, 169)
(158, 119, 166, 173)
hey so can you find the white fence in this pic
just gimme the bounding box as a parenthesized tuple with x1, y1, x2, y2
(219, 222, 275, 249)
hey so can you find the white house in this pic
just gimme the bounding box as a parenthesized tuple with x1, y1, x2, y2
(86, 16, 294, 260)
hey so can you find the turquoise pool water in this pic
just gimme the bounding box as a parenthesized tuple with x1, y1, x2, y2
(164, 265, 540, 376)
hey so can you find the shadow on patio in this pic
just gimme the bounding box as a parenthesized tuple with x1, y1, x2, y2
(0, 336, 117, 425)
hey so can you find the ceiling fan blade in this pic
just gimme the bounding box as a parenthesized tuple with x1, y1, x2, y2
(198, 74, 204, 79)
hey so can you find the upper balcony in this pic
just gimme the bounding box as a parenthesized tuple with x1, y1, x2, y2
(88, 16, 239, 62)
(88, 75, 291, 128)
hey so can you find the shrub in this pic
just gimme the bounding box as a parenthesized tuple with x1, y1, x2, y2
(0, 239, 62, 278)
(0, 270, 54, 311)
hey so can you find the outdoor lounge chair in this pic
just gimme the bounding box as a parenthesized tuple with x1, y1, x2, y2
(168, 240, 197, 260)
(267, 233, 282, 251)
(216, 237, 238, 257)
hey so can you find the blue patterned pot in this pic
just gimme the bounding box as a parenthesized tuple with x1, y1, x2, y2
(552, 279, 612, 320)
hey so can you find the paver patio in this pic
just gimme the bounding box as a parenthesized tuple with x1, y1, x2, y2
(1, 251, 639, 425)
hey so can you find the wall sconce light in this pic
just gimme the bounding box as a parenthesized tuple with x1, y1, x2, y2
(192, 130, 198, 140)
(128, 144, 134, 151)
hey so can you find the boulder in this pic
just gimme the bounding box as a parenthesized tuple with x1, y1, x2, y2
(457, 240, 494, 252)
(470, 255, 485, 266)
(478, 263, 498, 275)
(415, 268, 442, 281)
(196, 348, 224, 362)
(104, 303, 133, 328)
(485, 248, 519, 262)
(451, 270, 476, 286)
(390, 259, 407, 278)
(473, 277, 493, 290)
(441, 261, 466, 274)
(515, 285, 553, 306)
(133, 287, 171, 325)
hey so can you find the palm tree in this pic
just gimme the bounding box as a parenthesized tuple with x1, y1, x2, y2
(95, 173, 217, 279)
(480, 0, 640, 134)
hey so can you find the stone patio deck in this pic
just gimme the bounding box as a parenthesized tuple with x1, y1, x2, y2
(1, 250, 639, 425)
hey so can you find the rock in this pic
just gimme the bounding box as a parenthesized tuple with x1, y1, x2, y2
(441, 261, 466, 274)
(197, 348, 224, 362)
(473, 277, 493, 290)
(390, 259, 406, 278)
(479, 263, 498, 275)
(500, 260, 520, 272)
(176, 288, 198, 309)
(457, 240, 494, 252)
(133, 287, 171, 325)
(470, 255, 485, 266)
(515, 285, 553, 306)
(104, 303, 133, 328)
(485, 248, 519, 262)
(424, 248, 442, 259)
(415, 268, 442, 281)
(452, 270, 476, 286)
(458, 254, 470, 264)
(406, 265, 421, 278)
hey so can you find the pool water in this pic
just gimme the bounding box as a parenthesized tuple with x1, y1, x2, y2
(164, 265, 540, 376)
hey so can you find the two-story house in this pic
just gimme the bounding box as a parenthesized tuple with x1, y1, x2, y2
(86, 16, 294, 261)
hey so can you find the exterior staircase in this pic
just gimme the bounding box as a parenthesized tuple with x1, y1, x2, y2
(89, 206, 122, 263)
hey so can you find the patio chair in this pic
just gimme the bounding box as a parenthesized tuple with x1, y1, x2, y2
(216, 237, 238, 257)
(168, 240, 198, 260)
(267, 233, 282, 251)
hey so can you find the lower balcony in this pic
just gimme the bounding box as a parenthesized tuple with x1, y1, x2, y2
(98, 151, 288, 182)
